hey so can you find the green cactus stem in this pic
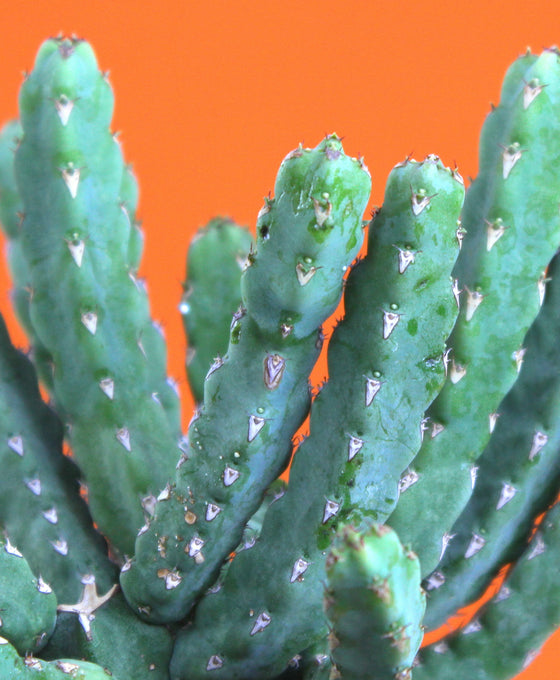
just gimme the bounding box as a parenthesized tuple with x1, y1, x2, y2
(168, 155, 463, 680)
(4, 33, 560, 680)
(0, 120, 180, 435)
(415, 500, 560, 679)
(0, 637, 118, 679)
(181, 216, 253, 403)
(388, 48, 560, 577)
(0, 311, 172, 678)
(324, 524, 425, 680)
(0, 119, 56, 392)
(13, 36, 182, 555)
(0, 119, 22, 244)
(235, 478, 287, 554)
(423, 250, 560, 629)
(0, 534, 57, 655)
(120, 134, 372, 624)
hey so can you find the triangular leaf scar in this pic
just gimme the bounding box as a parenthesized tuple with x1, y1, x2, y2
(61, 163, 81, 198)
(66, 237, 85, 266)
(248, 415, 266, 442)
(501, 143, 524, 179)
(523, 78, 545, 109)
(8, 435, 24, 456)
(54, 94, 75, 125)
(81, 311, 98, 335)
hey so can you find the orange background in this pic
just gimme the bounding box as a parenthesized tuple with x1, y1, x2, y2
(0, 2, 559, 677)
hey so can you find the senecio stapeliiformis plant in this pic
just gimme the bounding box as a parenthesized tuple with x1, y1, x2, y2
(1, 35, 560, 680)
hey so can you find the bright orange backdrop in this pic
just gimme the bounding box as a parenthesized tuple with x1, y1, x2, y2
(0, 2, 559, 677)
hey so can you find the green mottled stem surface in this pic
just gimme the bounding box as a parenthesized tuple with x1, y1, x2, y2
(181, 216, 253, 403)
(389, 49, 560, 577)
(0, 638, 119, 679)
(0, 312, 172, 678)
(424, 251, 560, 629)
(121, 135, 371, 624)
(14, 37, 181, 555)
(0, 119, 179, 434)
(168, 156, 463, 680)
(0, 119, 56, 392)
(325, 525, 425, 680)
(0, 534, 57, 655)
(415, 501, 560, 680)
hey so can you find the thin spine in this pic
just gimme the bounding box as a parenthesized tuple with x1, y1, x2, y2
(168, 156, 463, 680)
(324, 525, 425, 680)
(14, 37, 181, 555)
(415, 501, 560, 680)
(0, 312, 172, 678)
(120, 134, 372, 624)
(423, 251, 560, 629)
(388, 48, 560, 577)
(181, 216, 253, 403)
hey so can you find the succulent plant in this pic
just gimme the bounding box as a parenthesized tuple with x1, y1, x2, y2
(1, 35, 560, 680)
